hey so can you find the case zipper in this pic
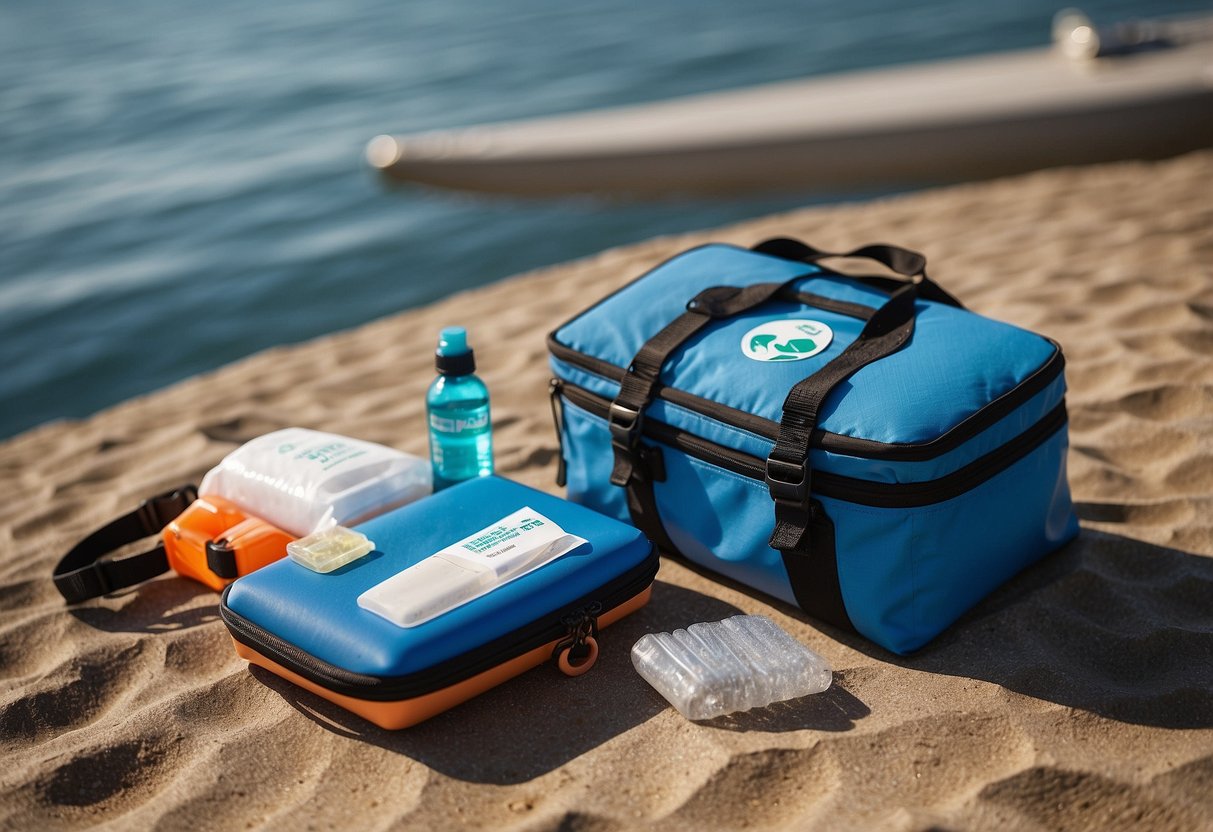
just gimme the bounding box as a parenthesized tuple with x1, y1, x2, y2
(219, 547, 659, 701)
(552, 602, 602, 675)
(554, 380, 1068, 509)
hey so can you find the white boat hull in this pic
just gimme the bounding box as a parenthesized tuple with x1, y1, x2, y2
(368, 26, 1213, 198)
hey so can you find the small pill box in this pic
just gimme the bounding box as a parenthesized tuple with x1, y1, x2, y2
(287, 526, 375, 574)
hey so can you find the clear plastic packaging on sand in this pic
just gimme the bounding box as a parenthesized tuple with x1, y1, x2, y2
(631, 615, 832, 720)
(287, 526, 375, 574)
(199, 428, 431, 537)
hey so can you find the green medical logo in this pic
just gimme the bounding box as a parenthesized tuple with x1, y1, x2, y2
(740, 319, 833, 362)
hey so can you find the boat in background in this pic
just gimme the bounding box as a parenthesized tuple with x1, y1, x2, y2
(366, 10, 1213, 198)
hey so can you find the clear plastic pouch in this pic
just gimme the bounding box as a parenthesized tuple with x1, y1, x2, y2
(199, 428, 431, 537)
(631, 615, 832, 720)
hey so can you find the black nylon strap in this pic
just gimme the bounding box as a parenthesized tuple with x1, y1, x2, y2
(767, 286, 919, 627)
(608, 280, 800, 488)
(753, 237, 964, 309)
(779, 498, 849, 629)
(609, 278, 827, 552)
(52, 485, 198, 604)
(621, 447, 678, 555)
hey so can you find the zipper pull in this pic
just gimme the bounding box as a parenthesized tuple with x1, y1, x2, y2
(554, 602, 601, 677)
(549, 378, 568, 487)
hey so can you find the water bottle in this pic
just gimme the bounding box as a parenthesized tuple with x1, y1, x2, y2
(426, 327, 493, 491)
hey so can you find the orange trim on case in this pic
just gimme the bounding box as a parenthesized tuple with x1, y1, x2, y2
(232, 585, 652, 730)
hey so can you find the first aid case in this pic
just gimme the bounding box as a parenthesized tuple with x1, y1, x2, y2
(220, 476, 658, 729)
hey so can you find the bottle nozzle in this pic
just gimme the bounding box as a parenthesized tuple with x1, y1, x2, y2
(435, 327, 476, 375)
(437, 327, 468, 357)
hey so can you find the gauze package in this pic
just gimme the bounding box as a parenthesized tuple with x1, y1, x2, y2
(199, 428, 431, 537)
(358, 507, 587, 628)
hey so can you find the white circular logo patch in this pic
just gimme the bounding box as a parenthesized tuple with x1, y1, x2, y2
(741, 319, 833, 362)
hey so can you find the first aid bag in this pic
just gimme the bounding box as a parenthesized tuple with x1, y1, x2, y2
(549, 239, 1079, 654)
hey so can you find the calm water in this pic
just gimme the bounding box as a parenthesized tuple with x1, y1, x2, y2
(1, 0, 1202, 439)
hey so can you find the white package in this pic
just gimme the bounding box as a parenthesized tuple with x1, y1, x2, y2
(358, 507, 586, 628)
(631, 615, 832, 720)
(199, 428, 431, 537)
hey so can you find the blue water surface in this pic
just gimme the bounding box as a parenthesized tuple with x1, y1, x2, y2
(0, 0, 1202, 438)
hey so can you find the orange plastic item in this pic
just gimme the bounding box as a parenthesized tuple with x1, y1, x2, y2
(163, 495, 293, 591)
(232, 585, 652, 730)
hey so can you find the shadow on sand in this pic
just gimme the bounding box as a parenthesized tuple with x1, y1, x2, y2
(255, 579, 870, 784)
(142, 520, 1208, 785)
(895, 523, 1213, 730)
(70, 578, 217, 634)
(678, 522, 1213, 731)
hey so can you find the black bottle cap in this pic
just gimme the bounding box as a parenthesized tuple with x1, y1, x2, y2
(436, 348, 475, 376)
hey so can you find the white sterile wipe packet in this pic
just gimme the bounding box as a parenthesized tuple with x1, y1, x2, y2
(199, 428, 431, 537)
(357, 507, 587, 628)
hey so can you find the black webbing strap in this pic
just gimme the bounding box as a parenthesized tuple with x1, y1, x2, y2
(608, 280, 800, 489)
(609, 280, 813, 552)
(52, 484, 198, 604)
(752, 237, 964, 309)
(766, 285, 919, 628)
(620, 445, 676, 555)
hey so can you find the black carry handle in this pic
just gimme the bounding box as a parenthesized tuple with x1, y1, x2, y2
(607, 279, 801, 490)
(605, 278, 806, 554)
(607, 238, 933, 632)
(609, 242, 925, 606)
(52, 484, 198, 604)
(752, 237, 964, 309)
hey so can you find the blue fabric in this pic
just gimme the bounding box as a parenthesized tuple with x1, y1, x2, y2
(553, 243, 1079, 654)
(224, 476, 652, 676)
(554, 244, 1059, 446)
(560, 399, 1078, 654)
(553, 355, 1067, 484)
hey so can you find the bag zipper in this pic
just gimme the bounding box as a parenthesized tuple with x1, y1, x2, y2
(554, 380, 1068, 509)
(219, 548, 659, 702)
(546, 335, 1064, 463)
(550, 378, 568, 487)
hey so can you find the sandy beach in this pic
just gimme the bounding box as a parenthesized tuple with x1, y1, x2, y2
(1, 151, 1210, 831)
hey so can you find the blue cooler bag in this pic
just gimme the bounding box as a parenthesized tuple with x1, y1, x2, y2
(548, 238, 1078, 654)
(220, 476, 657, 729)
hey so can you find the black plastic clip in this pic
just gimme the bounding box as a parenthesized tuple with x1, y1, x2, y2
(765, 455, 810, 509)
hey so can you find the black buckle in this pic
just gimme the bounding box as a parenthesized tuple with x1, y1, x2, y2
(206, 538, 240, 579)
(686, 285, 744, 318)
(136, 484, 199, 534)
(765, 455, 810, 508)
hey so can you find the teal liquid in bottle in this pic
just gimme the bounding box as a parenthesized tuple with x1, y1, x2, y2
(427, 327, 493, 491)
